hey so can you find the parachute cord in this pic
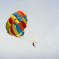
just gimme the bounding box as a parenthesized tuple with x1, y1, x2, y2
(24, 26, 38, 47)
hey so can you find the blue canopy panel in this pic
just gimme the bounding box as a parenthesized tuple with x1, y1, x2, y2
(15, 24, 24, 36)
(13, 13, 22, 22)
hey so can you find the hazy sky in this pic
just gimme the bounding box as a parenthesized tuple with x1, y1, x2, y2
(0, 0, 59, 59)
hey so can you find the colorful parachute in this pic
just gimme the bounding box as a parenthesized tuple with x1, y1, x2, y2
(6, 11, 28, 38)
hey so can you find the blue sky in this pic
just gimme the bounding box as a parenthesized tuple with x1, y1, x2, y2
(0, 0, 59, 59)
